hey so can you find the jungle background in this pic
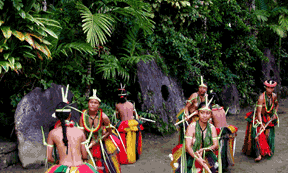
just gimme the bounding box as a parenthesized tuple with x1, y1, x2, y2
(1, 0, 288, 138)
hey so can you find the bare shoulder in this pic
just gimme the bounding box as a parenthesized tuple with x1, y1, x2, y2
(258, 92, 264, 102)
(188, 93, 197, 100)
(189, 122, 197, 129)
(209, 123, 216, 130)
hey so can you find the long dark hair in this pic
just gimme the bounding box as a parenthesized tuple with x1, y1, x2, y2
(117, 89, 127, 103)
(55, 102, 70, 154)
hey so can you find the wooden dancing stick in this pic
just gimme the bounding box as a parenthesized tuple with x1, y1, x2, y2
(255, 118, 274, 139)
(174, 111, 197, 126)
(140, 117, 156, 123)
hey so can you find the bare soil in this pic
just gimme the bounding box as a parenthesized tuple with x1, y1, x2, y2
(1, 99, 288, 173)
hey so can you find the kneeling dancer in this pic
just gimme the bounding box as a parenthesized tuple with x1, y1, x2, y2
(170, 98, 219, 173)
(45, 102, 98, 173)
(115, 87, 144, 164)
(242, 79, 279, 161)
(79, 89, 121, 173)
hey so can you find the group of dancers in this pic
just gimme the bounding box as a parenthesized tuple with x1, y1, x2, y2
(170, 77, 279, 173)
(43, 85, 143, 173)
(42, 76, 279, 173)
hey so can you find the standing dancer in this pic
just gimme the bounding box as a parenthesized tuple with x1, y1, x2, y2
(115, 85, 144, 164)
(176, 76, 208, 144)
(45, 102, 99, 173)
(242, 79, 279, 161)
(79, 89, 121, 173)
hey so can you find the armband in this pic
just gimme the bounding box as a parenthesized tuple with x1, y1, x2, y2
(184, 136, 193, 139)
(46, 143, 54, 148)
(256, 104, 262, 107)
(212, 137, 219, 140)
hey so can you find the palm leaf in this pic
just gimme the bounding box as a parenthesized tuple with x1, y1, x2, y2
(254, 10, 270, 22)
(96, 55, 130, 81)
(269, 24, 285, 38)
(76, 2, 115, 47)
(255, 0, 268, 11)
(12, 30, 25, 41)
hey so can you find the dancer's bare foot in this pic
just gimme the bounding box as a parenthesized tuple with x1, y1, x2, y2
(255, 155, 261, 162)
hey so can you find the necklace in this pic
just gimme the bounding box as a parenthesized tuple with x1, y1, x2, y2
(264, 92, 274, 113)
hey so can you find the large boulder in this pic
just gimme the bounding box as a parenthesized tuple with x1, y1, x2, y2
(137, 59, 185, 129)
(15, 83, 79, 168)
(261, 48, 281, 85)
(219, 84, 240, 115)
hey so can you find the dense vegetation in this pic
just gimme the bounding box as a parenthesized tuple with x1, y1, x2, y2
(1, 0, 288, 136)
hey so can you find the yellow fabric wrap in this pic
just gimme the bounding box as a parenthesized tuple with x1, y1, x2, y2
(105, 138, 117, 154)
(110, 153, 121, 173)
(124, 119, 139, 163)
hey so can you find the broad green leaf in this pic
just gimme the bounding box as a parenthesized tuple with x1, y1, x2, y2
(42, 39, 51, 45)
(12, 30, 25, 41)
(0, 20, 4, 26)
(41, 27, 58, 39)
(29, 33, 43, 42)
(8, 57, 15, 65)
(24, 33, 35, 48)
(19, 9, 26, 19)
(0, 61, 9, 72)
(1, 26, 12, 39)
(4, 53, 9, 60)
(12, 0, 24, 11)
(0, 0, 4, 10)
(23, 51, 36, 61)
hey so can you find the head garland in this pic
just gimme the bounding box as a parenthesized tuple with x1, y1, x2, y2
(199, 76, 207, 88)
(264, 80, 277, 88)
(89, 89, 101, 102)
(52, 84, 70, 118)
(198, 95, 214, 111)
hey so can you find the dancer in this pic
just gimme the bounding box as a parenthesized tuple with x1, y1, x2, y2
(45, 102, 98, 173)
(79, 89, 121, 173)
(242, 79, 279, 161)
(176, 76, 208, 144)
(115, 85, 144, 164)
(171, 97, 219, 173)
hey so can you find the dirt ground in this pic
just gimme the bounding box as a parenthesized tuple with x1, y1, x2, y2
(1, 99, 288, 173)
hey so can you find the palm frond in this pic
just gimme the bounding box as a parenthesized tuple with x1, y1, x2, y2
(254, 10, 270, 22)
(59, 42, 96, 56)
(96, 54, 130, 81)
(255, 0, 268, 11)
(76, 2, 115, 47)
(269, 24, 285, 38)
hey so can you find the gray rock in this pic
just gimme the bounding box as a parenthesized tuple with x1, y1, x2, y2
(261, 48, 281, 85)
(0, 142, 18, 170)
(220, 84, 240, 115)
(15, 83, 80, 168)
(137, 59, 185, 130)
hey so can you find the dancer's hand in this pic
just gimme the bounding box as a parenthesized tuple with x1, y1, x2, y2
(196, 148, 204, 157)
(260, 123, 265, 132)
(89, 139, 98, 149)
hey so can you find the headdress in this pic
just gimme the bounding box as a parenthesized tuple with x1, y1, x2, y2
(264, 80, 277, 88)
(118, 83, 127, 98)
(52, 84, 71, 118)
(198, 95, 214, 111)
(199, 76, 207, 88)
(89, 89, 101, 102)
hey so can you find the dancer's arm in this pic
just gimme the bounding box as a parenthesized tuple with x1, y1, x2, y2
(80, 132, 88, 162)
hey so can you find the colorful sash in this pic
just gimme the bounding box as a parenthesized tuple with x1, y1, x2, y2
(45, 163, 98, 173)
(115, 119, 144, 164)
